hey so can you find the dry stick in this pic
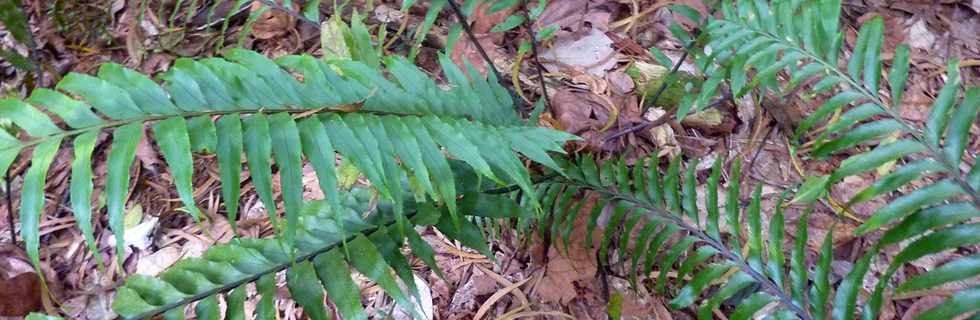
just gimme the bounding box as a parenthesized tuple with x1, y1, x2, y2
(603, 91, 731, 142)
(745, 121, 776, 177)
(6, 170, 14, 245)
(444, 0, 503, 81)
(520, 0, 552, 114)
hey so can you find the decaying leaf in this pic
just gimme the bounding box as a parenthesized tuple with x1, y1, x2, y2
(532, 195, 600, 304)
(539, 28, 617, 77)
(0, 245, 42, 317)
(250, 1, 296, 40)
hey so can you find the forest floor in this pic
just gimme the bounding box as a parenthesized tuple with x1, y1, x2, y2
(1, 0, 979, 319)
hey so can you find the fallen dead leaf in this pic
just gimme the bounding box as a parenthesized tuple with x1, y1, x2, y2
(534, 0, 612, 33)
(136, 134, 161, 175)
(534, 0, 616, 77)
(135, 245, 181, 276)
(906, 19, 935, 51)
(900, 295, 945, 320)
(644, 107, 679, 157)
(539, 27, 617, 77)
(551, 88, 614, 136)
(607, 71, 634, 95)
(250, 1, 296, 40)
(0, 244, 42, 317)
(531, 194, 600, 305)
(449, 1, 512, 78)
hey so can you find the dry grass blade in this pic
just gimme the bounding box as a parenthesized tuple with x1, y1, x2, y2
(472, 276, 530, 320)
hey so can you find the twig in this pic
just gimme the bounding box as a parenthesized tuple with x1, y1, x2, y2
(5, 170, 14, 245)
(444, 0, 504, 82)
(745, 122, 776, 177)
(444, 0, 528, 113)
(603, 91, 730, 142)
(520, 0, 552, 114)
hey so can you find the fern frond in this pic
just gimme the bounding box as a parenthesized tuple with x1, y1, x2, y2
(0, 47, 576, 272)
(111, 187, 528, 319)
(538, 146, 977, 319)
(669, 1, 980, 317)
(528, 154, 813, 319)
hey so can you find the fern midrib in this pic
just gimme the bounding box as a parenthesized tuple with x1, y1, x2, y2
(570, 180, 812, 320)
(737, 24, 980, 209)
(3, 107, 425, 153)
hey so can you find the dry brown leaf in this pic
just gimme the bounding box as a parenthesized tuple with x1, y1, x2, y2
(534, 0, 612, 33)
(0, 244, 42, 316)
(449, 33, 501, 79)
(901, 295, 945, 320)
(135, 132, 161, 175)
(551, 88, 614, 136)
(135, 246, 181, 276)
(906, 19, 936, 51)
(250, 2, 296, 40)
(539, 27, 617, 77)
(449, 1, 512, 78)
(532, 194, 601, 304)
(532, 0, 618, 77)
(607, 71, 634, 95)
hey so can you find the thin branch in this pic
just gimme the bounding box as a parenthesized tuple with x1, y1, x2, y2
(603, 91, 730, 142)
(520, 0, 552, 114)
(5, 170, 14, 245)
(444, 0, 528, 113)
(444, 0, 504, 82)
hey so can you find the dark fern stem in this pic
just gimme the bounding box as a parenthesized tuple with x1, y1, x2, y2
(520, 0, 553, 115)
(5, 169, 14, 245)
(444, 0, 530, 115)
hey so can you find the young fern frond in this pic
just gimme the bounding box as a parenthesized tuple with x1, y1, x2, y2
(0, 45, 576, 273)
